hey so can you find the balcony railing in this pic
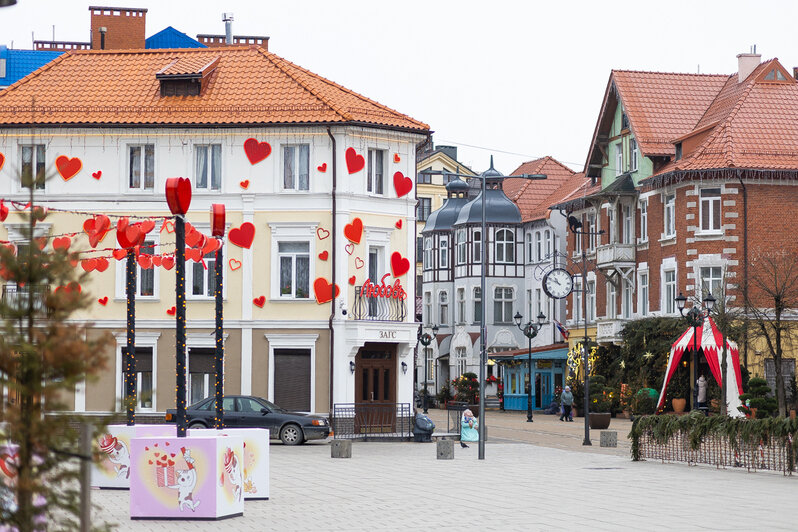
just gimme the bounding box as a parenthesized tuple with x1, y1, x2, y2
(1, 284, 50, 315)
(595, 317, 626, 344)
(351, 275, 407, 322)
(595, 243, 635, 270)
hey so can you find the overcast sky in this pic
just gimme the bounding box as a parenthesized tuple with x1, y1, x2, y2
(3, 0, 798, 174)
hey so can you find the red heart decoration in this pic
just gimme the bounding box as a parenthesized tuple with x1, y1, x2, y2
(229, 222, 255, 249)
(168, 460, 175, 467)
(118, 217, 129, 232)
(344, 218, 363, 244)
(355, 257, 364, 269)
(253, 296, 266, 308)
(185, 228, 204, 248)
(13, 202, 30, 211)
(117, 223, 143, 249)
(83, 215, 112, 247)
(164, 442, 169, 446)
(81, 259, 97, 272)
(152, 255, 162, 267)
(391, 252, 410, 277)
(313, 277, 340, 304)
(140, 220, 155, 235)
(92, 170, 102, 180)
(0, 153, 4, 172)
(52, 236, 71, 251)
(148, 460, 153, 465)
(0, 201, 8, 222)
(165, 177, 192, 215)
(55, 155, 82, 181)
(345, 147, 365, 174)
(145, 447, 149, 451)
(393, 171, 413, 197)
(349, 276, 356, 285)
(244, 138, 272, 164)
(239, 180, 250, 189)
(228, 258, 242, 271)
(395, 219, 402, 229)
(318, 251, 328, 261)
(345, 243, 354, 255)
(0, 453, 18, 479)
(185, 248, 202, 262)
(112, 249, 127, 261)
(394, 153, 401, 163)
(69, 257, 78, 267)
(35, 237, 47, 250)
(161, 256, 175, 270)
(98, 296, 108, 306)
(317, 163, 327, 172)
(154, 452, 160, 458)
(95, 257, 110, 272)
(170, 453, 176, 457)
(316, 227, 330, 240)
(55, 282, 82, 295)
(203, 238, 221, 255)
(166, 306, 176, 316)
(154, 444, 158, 447)
(161, 220, 175, 233)
(137, 254, 153, 269)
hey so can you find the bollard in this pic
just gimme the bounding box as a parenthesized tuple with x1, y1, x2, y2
(600, 430, 617, 448)
(436, 439, 454, 460)
(331, 439, 352, 458)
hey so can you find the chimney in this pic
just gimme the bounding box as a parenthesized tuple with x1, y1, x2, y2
(89, 6, 147, 50)
(737, 50, 761, 82)
(223, 13, 234, 45)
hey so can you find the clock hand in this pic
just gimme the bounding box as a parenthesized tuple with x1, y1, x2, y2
(551, 277, 561, 286)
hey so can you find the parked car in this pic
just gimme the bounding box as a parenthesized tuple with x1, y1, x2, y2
(165, 395, 330, 445)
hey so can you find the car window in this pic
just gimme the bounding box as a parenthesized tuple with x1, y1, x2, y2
(223, 397, 235, 411)
(193, 398, 212, 411)
(194, 397, 235, 411)
(237, 398, 264, 413)
(258, 398, 285, 413)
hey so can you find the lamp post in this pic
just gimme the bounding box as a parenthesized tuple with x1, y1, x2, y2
(417, 323, 439, 414)
(676, 291, 716, 412)
(514, 311, 546, 422)
(420, 161, 546, 460)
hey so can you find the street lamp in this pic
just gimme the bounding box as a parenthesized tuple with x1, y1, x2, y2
(417, 323, 439, 414)
(514, 311, 546, 422)
(676, 291, 715, 412)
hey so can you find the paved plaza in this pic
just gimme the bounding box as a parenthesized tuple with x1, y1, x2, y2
(92, 411, 796, 531)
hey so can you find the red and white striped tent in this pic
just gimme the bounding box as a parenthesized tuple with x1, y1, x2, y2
(656, 316, 744, 417)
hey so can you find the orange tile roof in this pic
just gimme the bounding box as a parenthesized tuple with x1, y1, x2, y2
(0, 46, 429, 131)
(156, 55, 220, 77)
(503, 156, 585, 222)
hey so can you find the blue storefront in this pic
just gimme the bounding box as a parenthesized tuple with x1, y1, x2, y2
(496, 346, 568, 410)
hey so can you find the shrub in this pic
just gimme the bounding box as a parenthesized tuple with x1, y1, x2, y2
(739, 377, 777, 418)
(452, 372, 479, 404)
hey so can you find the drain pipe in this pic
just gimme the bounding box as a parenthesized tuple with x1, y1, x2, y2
(736, 169, 749, 369)
(327, 127, 337, 414)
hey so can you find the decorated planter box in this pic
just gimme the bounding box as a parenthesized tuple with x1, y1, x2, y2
(130, 434, 245, 520)
(92, 424, 177, 488)
(190, 428, 270, 500)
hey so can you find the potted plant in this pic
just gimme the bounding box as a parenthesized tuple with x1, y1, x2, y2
(738, 377, 777, 418)
(452, 372, 480, 407)
(436, 383, 452, 409)
(588, 375, 612, 429)
(668, 367, 689, 414)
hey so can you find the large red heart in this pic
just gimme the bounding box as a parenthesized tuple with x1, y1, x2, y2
(244, 138, 272, 164)
(140, 220, 155, 235)
(229, 222, 255, 249)
(345, 147, 365, 174)
(203, 238, 221, 255)
(391, 252, 410, 277)
(313, 277, 340, 304)
(137, 254, 153, 269)
(52, 236, 71, 251)
(161, 256, 175, 270)
(344, 218, 363, 244)
(185, 227, 204, 248)
(0, 201, 7, 222)
(83, 215, 111, 248)
(165, 177, 192, 215)
(228, 258, 242, 271)
(152, 255, 162, 267)
(253, 296, 266, 308)
(393, 171, 412, 198)
(117, 223, 143, 249)
(56, 155, 82, 181)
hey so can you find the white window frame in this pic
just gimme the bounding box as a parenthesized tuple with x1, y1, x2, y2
(264, 333, 318, 411)
(424, 292, 432, 324)
(367, 148, 386, 195)
(128, 144, 155, 191)
(457, 287, 466, 324)
(425, 347, 435, 382)
(495, 229, 514, 264)
(456, 229, 467, 265)
(439, 290, 449, 326)
(473, 287, 482, 324)
(536, 287, 544, 318)
(622, 204, 633, 244)
(664, 193, 676, 238)
(699, 265, 723, 299)
(494, 286, 514, 324)
(638, 270, 649, 316)
(587, 212, 597, 251)
(188, 241, 227, 301)
(622, 281, 633, 319)
(114, 332, 160, 413)
(544, 230, 551, 260)
(699, 188, 722, 234)
(194, 143, 222, 191)
(526, 232, 533, 262)
(535, 232, 542, 262)
(639, 199, 648, 243)
(423, 237, 433, 270)
(455, 347, 467, 378)
(607, 206, 616, 244)
(630, 138, 639, 171)
(473, 230, 482, 262)
(615, 142, 623, 176)
(282, 144, 311, 192)
(268, 222, 317, 301)
(115, 236, 160, 300)
(586, 278, 596, 323)
(573, 277, 583, 323)
(661, 259, 678, 315)
(607, 281, 617, 318)
(19, 144, 46, 191)
(439, 237, 449, 269)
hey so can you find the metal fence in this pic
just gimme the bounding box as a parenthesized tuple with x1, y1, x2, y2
(350, 285, 407, 322)
(331, 403, 412, 440)
(637, 430, 795, 475)
(446, 401, 468, 435)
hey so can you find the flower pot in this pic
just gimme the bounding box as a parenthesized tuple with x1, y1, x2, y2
(672, 398, 687, 414)
(791, 409, 796, 420)
(588, 412, 611, 430)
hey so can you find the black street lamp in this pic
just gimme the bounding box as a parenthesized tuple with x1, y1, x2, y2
(676, 291, 716, 412)
(417, 323, 439, 414)
(514, 311, 546, 422)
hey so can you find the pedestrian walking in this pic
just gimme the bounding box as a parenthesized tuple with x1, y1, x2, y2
(559, 386, 574, 422)
(460, 409, 479, 448)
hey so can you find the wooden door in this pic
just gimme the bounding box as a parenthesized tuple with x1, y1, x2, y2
(354, 348, 395, 433)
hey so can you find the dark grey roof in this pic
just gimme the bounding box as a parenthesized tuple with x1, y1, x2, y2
(445, 178, 469, 193)
(422, 196, 469, 233)
(453, 188, 521, 225)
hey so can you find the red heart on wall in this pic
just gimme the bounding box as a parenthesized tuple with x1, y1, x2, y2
(239, 180, 250, 189)
(318, 251, 328, 261)
(55, 155, 82, 181)
(112, 249, 127, 261)
(394, 153, 401, 163)
(355, 257, 364, 269)
(244, 138, 272, 164)
(395, 219, 402, 229)
(253, 296, 266, 308)
(313, 277, 340, 304)
(345, 147, 365, 174)
(343, 218, 363, 244)
(345, 243, 354, 255)
(161, 256, 175, 270)
(98, 296, 108, 306)
(166, 306, 176, 316)
(161, 220, 175, 233)
(317, 163, 327, 172)
(52, 236, 71, 251)
(229, 222, 255, 249)
(349, 276, 356, 285)
(165, 177, 192, 215)
(228, 258, 242, 271)
(391, 252, 410, 277)
(393, 171, 412, 197)
(316, 228, 330, 240)
(92, 170, 102, 180)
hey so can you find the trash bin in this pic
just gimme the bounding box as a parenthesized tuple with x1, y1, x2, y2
(413, 413, 435, 443)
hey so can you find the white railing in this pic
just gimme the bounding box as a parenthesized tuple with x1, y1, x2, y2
(596, 243, 635, 269)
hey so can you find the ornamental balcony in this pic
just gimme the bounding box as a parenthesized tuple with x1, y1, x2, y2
(351, 274, 407, 322)
(595, 242, 636, 271)
(1, 284, 50, 317)
(595, 317, 626, 345)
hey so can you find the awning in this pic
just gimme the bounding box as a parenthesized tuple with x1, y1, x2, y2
(489, 343, 569, 362)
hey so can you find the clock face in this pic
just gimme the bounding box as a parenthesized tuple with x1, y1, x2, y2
(543, 268, 574, 299)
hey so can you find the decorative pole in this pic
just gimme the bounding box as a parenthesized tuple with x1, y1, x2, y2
(125, 248, 137, 426)
(166, 178, 192, 437)
(211, 204, 226, 429)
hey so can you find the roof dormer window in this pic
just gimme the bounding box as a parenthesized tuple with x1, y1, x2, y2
(156, 55, 220, 97)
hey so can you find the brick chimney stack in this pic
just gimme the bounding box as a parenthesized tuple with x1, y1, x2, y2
(737, 50, 761, 83)
(89, 6, 147, 50)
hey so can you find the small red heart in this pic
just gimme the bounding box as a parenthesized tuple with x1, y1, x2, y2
(152, 255, 162, 267)
(345, 243, 354, 255)
(154, 444, 158, 447)
(0, 201, 7, 222)
(244, 138, 272, 164)
(253, 296, 266, 308)
(229, 222, 255, 249)
(148, 460, 153, 465)
(52, 236, 71, 251)
(92, 170, 102, 180)
(313, 277, 340, 304)
(95, 257, 110, 272)
(345, 147, 365, 174)
(344, 218, 363, 244)
(164, 442, 169, 446)
(394, 153, 401, 163)
(317, 227, 330, 240)
(318, 250, 328, 261)
(239, 180, 250, 189)
(317, 163, 327, 172)
(355, 257, 364, 269)
(349, 276, 356, 285)
(166, 307, 176, 316)
(393, 171, 413, 197)
(202, 238, 221, 255)
(137, 254, 153, 269)
(165, 177, 192, 215)
(161, 220, 175, 233)
(161, 256, 175, 270)
(228, 258, 242, 271)
(80, 258, 96, 272)
(145, 447, 149, 451)
(55, 155, 82, 181)
(170, 453, 176, 457)
(168, 460, 175, 467)
(185, 248, 202, 262)
(391, 251, 410, 277)
(140, 220, 155, 234)
(112, 249, 127, 261)
(154, 452, 160, 457)
(395, 219, 402, 229)
(98, 296, 108, 306)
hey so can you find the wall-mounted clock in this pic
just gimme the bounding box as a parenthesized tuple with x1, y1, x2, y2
(542, 267, 574, 299)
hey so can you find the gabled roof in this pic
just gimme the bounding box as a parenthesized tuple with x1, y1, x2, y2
(145, 26, 206, 49)
(503, 156, 582, 222)
(0, 47, 429, 131)
(0, 46, 63, 88)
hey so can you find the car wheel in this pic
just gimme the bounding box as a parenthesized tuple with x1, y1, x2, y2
(280, 424, 304, 445)
(188, 421, 207, 429)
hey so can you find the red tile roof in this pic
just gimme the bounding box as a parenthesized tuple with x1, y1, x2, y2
(504, 156, 586, 222)
(0, 46, 429, 131)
